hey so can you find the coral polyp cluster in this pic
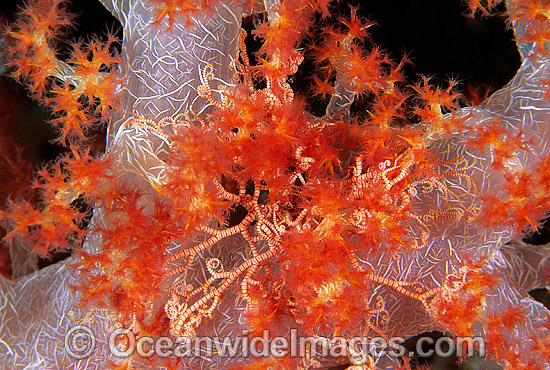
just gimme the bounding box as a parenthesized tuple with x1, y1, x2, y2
(1, 0, 550, 369)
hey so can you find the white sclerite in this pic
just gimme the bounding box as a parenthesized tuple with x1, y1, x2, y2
(2, 0, 550, 369)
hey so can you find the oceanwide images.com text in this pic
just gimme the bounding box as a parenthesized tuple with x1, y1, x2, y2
(65, 326, 486, 363)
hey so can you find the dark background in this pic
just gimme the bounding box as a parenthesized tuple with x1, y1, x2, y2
(1, 0, 520, 99)
(0, 0, 521, 171)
